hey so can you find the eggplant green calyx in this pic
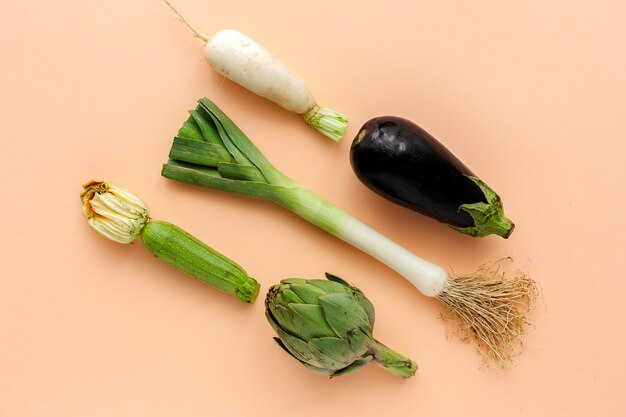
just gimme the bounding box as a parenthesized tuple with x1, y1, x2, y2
(449, 176, 515, 239)
(265, 273, 417, 378)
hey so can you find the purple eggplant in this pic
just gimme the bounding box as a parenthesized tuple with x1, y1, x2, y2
(350, 116, 514, 238)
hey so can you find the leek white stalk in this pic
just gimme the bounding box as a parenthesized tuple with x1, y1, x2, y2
(162, 98, 538, 366)
(161, 0, 348, 141)
(273, 187, 448, 297)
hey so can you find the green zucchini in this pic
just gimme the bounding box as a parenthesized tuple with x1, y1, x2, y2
(141, 220, 260, 303)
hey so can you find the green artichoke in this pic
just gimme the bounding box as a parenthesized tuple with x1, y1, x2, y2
(265, 273, 417, 378)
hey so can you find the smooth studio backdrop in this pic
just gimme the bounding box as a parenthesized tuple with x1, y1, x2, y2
(1, 0, 624, 416)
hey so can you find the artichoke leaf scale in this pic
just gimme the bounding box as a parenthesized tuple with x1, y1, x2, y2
(282, 278, 311, 286)
(307, 341, 346, 370)
(273, 324, 319, 365)
(330, 356, 374, 378)
(318, 293, 372, 337)
(273, 337, 332, 375)
(308, 337, 356, 363)
(309, 279, 351, 294)
(345, 327, 372, 354)
(323, 272, 351, 287)
(277, 288, 304, 305)
(289, 304, 337, 339)
(270, 304, 298, 335)
(353, 292, 375, 324)
(289, 283, 327, 304)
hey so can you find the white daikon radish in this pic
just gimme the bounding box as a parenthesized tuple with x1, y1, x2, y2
(162, 0, 348, 141)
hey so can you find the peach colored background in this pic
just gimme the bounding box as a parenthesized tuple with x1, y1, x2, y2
(1, 0, 625, 415)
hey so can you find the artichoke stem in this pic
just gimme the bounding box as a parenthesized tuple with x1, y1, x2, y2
(368, 339, 417, 378)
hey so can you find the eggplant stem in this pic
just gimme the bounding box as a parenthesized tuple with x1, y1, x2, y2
(449, 176, 515, 239)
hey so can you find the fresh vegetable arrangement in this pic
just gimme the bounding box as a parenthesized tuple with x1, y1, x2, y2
(161, 97, 538, 367)
(81, 180, 260, 303)
(266, 273, 417, 378)
(351, 116, 514, 238)
(76, 4, 540, 379)
(161, 0, 348, 141)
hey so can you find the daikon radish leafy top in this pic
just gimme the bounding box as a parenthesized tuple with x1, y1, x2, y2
(162, 0, 348, 141)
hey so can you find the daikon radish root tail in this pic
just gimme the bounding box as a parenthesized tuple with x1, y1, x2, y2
(162, 0, 209, 42)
